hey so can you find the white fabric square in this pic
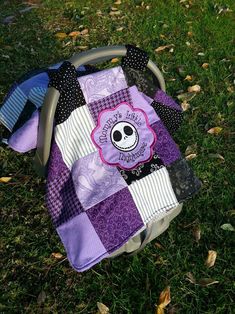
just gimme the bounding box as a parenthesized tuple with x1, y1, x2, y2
(128, 167, 179, 224)
(56, 105, 96, 169)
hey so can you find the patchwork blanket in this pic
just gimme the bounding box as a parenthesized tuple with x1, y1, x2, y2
(45, 61, 201, 272)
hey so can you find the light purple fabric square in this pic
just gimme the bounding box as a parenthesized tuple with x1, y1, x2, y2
(129, 86, 160, 125)
(86, 188, 144, 253)
(71, 152, 127, 209)
(152, 120, 181, 165)
(57, 212, 108, 272)
(78, 66, 128, 103)
(8, 109, 39, 153)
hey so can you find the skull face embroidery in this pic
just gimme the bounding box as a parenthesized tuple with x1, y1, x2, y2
(111, 122, 139, 152)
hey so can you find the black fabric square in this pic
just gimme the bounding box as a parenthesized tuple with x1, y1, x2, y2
(48, 61, 86, 125)
(122, 45, 149, 71)
(151, 100, 183, 134)
(118, 153, 164, 185)
(12, 100, 37, 133)
(167, 158, 201, 202)
(122, 67, 159, 98)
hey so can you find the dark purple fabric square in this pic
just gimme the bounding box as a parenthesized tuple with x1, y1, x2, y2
(86, 188, 144, 253)
(152, 120, 181, 166)
(46, 168, 83, 227)
(154, 89, 182, 111)
(87, 88, 132, 124)
(47, 141, 68, 182)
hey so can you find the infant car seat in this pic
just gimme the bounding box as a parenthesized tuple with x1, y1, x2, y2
(0, 45, 201, 271)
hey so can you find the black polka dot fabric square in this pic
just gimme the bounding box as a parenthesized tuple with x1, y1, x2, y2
(121, 45, 149, 71)
(152, 101, 183, 134)
(48, 62, 86, 125)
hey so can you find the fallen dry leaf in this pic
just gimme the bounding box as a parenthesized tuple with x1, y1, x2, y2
(185, 144, 197, 156)
(186, 273, 219, 286)
(68, 31, 80, 37)
(116, 26, 124, 31)
(187, 84, 201, 93)
(208, 153, 225, 162)
(155, 240, 165, 250)
(202, 63, 209, 69)
(96, 10, 103, 16)
(185, 153, 197, 161)
(37, 290, 46, 305)
(197, 278, 219, 287)
(76, 46, 88, 50)
(114, 0, 122, 4)
(220, 223, 235, 231)
(205, 250, 217, 268)
(186, 272, 196, 284)
(51, 252, 63, 259)
(192, 225, 201, 242)
(177, 92, 196, 102)
(184, 75, 193, 81)
(80, 29, 89, 35)
(0, 177, 12, 183)
(111, 6, 118, 11)
(109, 10, 121, 16)
(111, 58, 119, 63)
(155, 44, 174, 53)
(55, 32, 67, 39)
(97, 302, 109, 314)
(187, 31, 193, 37)
(181, 101, 190, 111)
(207, 127, 223, 135)
(155, 286, 171, 314)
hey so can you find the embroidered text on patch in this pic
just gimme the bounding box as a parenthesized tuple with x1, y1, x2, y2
(91, 102, 156, 170)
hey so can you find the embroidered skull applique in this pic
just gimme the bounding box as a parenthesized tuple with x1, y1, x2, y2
(91, 102, 156, 170)
(111, 122, 139, 152)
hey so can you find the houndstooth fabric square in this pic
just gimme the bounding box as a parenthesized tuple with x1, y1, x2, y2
(46, 168, 83, 227)
(87, 88, 132, 124)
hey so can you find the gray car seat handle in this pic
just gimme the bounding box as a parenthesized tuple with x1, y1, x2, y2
(34, 45, 166, 176)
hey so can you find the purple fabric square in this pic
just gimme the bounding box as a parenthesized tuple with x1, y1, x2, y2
(86, 188, 144, 253)
(154, 89, 182, 111)
(57, 212, 108, 272)
(87, 88, 132, 124)
(46, 168, 83, 227)
(72, 152, 127, 209)
(8, 109, 39, 153)
(47, 141, 68, 182)
(152, 120, 181, 166)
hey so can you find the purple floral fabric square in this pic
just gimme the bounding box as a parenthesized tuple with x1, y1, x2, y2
(86, 188, 144, 252)
(47, 141, 68, 182)
(151, 120, 181, 166)
(71, 152, 127, 210)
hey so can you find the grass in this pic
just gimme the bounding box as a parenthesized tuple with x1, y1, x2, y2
(0, 0, 235, 313)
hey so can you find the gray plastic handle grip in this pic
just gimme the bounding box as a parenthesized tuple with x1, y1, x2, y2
(34, 45, 166, 176)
